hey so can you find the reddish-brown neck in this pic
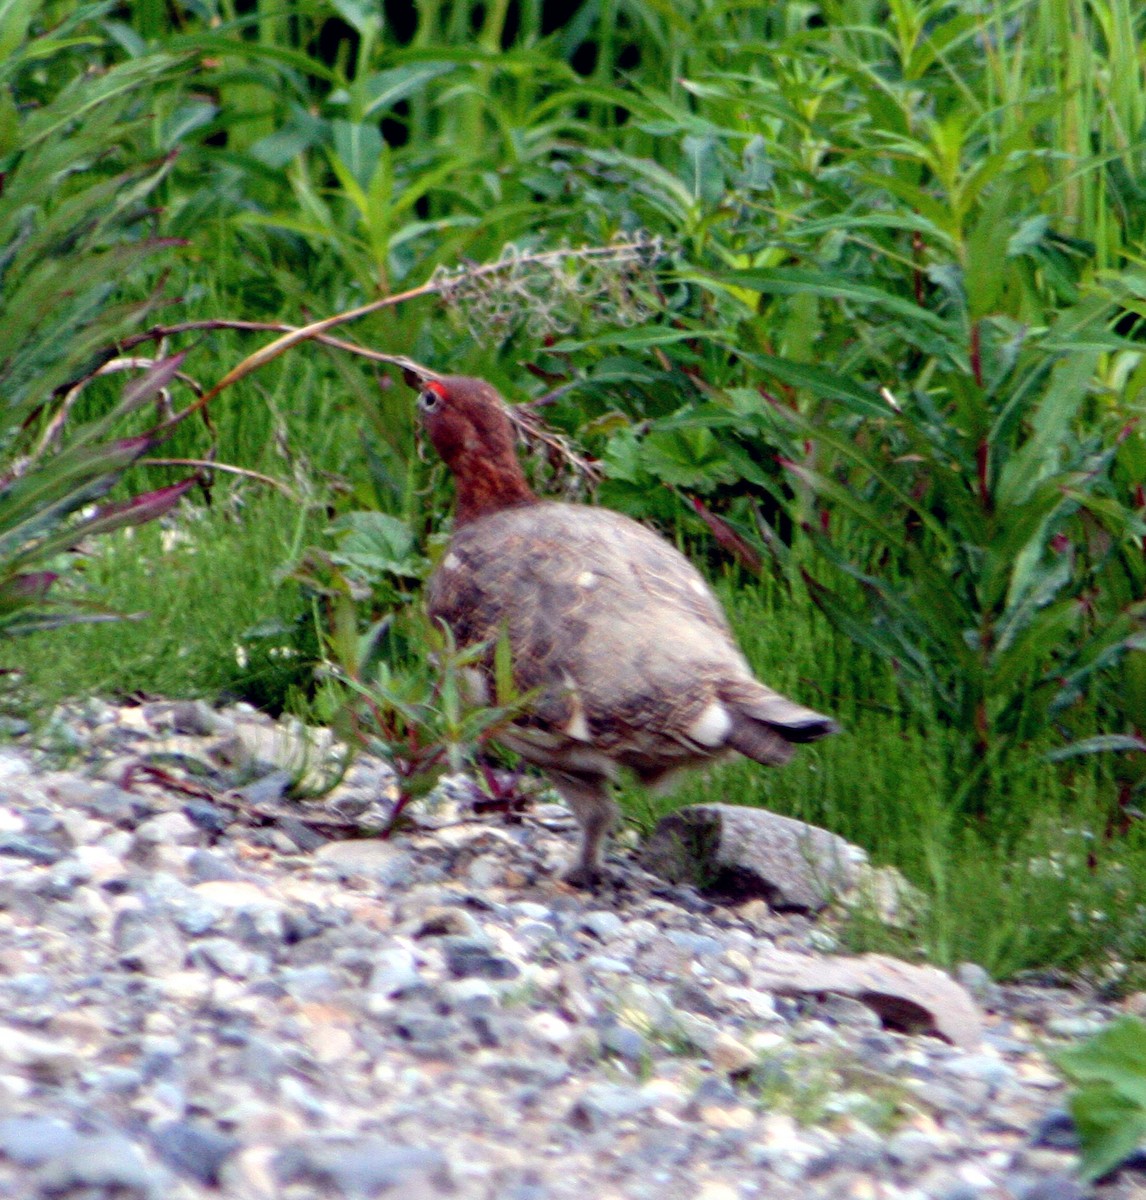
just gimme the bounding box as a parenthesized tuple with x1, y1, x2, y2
(449, 447, 536, 525)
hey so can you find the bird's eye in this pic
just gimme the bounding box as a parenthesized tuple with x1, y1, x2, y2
(418, 389, 439, 413)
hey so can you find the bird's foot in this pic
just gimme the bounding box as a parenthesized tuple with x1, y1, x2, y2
(561, 861, 606, 889)
(561, 859, 630, 890)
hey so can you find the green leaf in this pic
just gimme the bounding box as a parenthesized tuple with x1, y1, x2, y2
(329, 511, 428, 582)
(996, 351, 1100, 509)
(0, 0, 35, 60)
(1057, 1019, 1146, 1179)
(331, 119, 384, 192)
(357, 63, 457, 118)
(1046, 735, 1146, 762)
(1071, 1087, 1146, 1182)
(737, 351, 890, 419)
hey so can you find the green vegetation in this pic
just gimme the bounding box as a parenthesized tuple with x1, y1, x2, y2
(1058, 1017, 1146, 1180)
(3, 0, 1146, 981)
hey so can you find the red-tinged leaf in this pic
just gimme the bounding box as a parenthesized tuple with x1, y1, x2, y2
(107, 434, 155, 458)
(0, 572, 57, 599)
(685, 494, 763, 574)
(78, 476, 198, 537)
(119, 351, 188, 413)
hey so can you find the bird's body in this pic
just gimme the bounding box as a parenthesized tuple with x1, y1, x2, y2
(417, 375, 837, 884)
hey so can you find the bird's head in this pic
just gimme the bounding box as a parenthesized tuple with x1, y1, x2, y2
(416, 376, 516, 465)
(414, 375, 535, 521)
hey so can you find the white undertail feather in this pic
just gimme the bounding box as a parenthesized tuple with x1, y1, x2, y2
(686, 701, 732, 747)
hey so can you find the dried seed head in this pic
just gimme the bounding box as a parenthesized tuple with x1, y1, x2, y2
(430, 234, 666, 341)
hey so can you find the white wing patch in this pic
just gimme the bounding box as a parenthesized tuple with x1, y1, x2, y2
(687, 701, 732, 747)
(576, 570, 598, 588)
(442, 552, 461, 571)
(562, 672, 592, 741)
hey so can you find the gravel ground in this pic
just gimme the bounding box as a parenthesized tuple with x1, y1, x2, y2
(0, 698, 1141, 1200)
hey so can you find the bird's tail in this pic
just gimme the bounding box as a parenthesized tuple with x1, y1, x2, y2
(720, 680, 839, 767)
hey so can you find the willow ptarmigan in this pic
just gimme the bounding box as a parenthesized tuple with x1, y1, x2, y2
(418, 375, 838, 886)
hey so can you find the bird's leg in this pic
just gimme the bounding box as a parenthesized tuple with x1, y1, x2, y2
(549, 773, 619, 887)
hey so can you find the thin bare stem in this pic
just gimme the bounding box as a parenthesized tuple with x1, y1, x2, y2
(18, 356, 206, 480)
(138, 458, 301, 500)
(508, 405, 603, 486)
(119, 320, 435, 369)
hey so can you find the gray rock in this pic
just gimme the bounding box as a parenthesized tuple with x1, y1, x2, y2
(65, 782, 142, 824)
(393, 1008, 459, 1048)
(1030, 1110, 1077, 1150)
(753, 949, 983, 1049)
(689, 1076, 740, 1109)
(585, 954, 631, 974)
(152, 1119, 239, 1186)
(37, 1132, 158, 1197)
(277, 1139, 452, 1196)
(0, 698, 1128, 1200)
(91, 1065, 144, 1094)
(182, 800, 232, 834)
(641, 803, 864, 910)
(275, 816, 328, 852)
(0, 1027, 82, 1080)
(0, 832, 63, 865)
(170, 896, 223, 936)
(0, 1116, 81, 1165)
(886, 1128, 948, 1169)
(238, 1036, 288, 1088)
(568, 1084, 655, 1132)
(954, 961, 1004, 1007)
(1016, 1176, 1087, 1200)
(439, 977, 497, 1014)
(442, 937, 520, 980)
(369, 947, 422, 997)
(469, 1010, 506, 1047)
(227, 906, 286, 954)
(313, 839, 415, 886)
(1045, 1014, 1107, 1038)
(583, 912, 628, 940)
(814, 994, 884, 1031)
(114, 909, 187, 975)
(599, 1021, 648, 1064)
(236, 768, 294, 805)
(485, 1057, 570, 1088)
(280, 964, 345, 1000)
(190, 937, 259, 978)
(414, 905, 483, 938)
(664, 930, 724, 957)
(134, 810, 199, 847)
(944, 1052, 1012, 1088)
(670, 979, 723, 1017)
(141, 699, 221, 735)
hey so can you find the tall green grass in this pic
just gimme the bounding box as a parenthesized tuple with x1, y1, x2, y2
(8, 494, 318, 711)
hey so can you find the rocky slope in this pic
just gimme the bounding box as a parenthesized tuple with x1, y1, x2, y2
(0, 699, 1139, 1200)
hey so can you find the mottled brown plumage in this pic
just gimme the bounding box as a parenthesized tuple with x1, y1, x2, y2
(418, 375, 838, 885)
